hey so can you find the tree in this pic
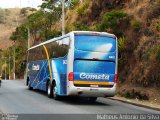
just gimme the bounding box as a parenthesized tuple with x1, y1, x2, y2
(10, 25, 28, 41)
(40, 0, 78, 16)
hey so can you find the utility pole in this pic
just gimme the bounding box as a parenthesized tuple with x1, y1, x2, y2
(1, 65, 2, 78)
(13, 41, 16, 80)
(28, 27, 30, 49)
(13, 17, 19, 80)
(5, 58, 6, 80)
(9, 51, 10, 80)
(0, 65, 1, 78)
(62, 0, 65, 35)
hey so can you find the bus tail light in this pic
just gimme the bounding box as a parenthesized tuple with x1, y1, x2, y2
(68, 72, 74, 81)
(114, 74, 118, 83)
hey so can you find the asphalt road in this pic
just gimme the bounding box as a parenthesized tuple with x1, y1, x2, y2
(0, 80, 160, 120)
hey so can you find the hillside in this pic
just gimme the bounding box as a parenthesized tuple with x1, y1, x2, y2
(0, 7, 35, 79)
(0, 8, 33, 49)
(2, 0, 159, 103)
(0, 8, 20, 49)
(62, 0, 160, 103)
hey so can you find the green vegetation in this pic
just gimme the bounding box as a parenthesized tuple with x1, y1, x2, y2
(131, 20, 142, 32)
(10, 10, 61, 42)
(73, 21, 90, 31)
(118, 35, 125, 52)
(156, 46, 160, 62)
(7, 0, 77, 77)
(9, 9, 61, 77)
(118, 35, 126, 73)
(76, 1, 89, 16)
(97, 10, 127, 33)
(155, 20, 160, 31)
(0, 47, 13, 79)
(69, 0, 79, 9)
(20, 8, 36, 16)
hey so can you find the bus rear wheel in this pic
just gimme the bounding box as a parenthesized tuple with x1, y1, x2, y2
(47, 82, 53, 98)
(53, 85, 59, 100)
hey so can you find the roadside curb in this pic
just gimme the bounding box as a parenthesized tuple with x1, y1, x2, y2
(108, 97, 160, 111)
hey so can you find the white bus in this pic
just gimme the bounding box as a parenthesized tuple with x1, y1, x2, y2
(26, 31, 118, 102)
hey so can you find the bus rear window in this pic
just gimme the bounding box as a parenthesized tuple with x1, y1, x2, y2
(75, 35, 116, 52)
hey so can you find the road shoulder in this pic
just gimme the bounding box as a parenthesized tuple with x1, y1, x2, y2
(109, 96, 160, 111)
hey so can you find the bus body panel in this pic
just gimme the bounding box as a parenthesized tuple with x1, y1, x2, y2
(26, 31, 118, 98)
(67, 32, 117, 97)
(27, 60, 50, 91)
(67, 82, 117, 97)
(27, 58, 68, 96)
(51, 58, 67, 96)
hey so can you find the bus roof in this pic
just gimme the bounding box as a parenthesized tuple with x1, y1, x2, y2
(28, 31, 116, 51)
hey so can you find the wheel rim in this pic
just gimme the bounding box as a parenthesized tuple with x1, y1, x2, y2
(53, 86, 57, 97)
(48, 84, 50, 95)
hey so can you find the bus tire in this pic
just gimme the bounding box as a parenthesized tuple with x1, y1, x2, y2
(88, 97, 97, 103)
(47, 82, 53, 98)
(27, 79, 32, 90)
(53, 84, 59, 100)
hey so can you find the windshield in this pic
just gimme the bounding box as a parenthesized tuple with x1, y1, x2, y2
(75, 35, 116, 52)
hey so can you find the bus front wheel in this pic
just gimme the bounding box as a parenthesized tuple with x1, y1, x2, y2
(27, 79, 32, 90)
(47, 82, 53, 98)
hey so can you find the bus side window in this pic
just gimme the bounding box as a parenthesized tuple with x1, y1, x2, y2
(46, 42, 58, 58)
(42, 46, 46, 60)
(39, 46, 46, 60)
(45, 37, 69, 59)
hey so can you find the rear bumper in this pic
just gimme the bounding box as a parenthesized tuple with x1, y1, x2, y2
(67, 82, 116, 97)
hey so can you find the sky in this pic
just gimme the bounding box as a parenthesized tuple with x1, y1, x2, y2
(0, 0, 43, 9)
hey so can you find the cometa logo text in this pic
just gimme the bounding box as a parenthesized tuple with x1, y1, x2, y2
(80, 73, 109, 80)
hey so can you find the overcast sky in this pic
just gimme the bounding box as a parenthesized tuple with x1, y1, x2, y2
(0, 0, 43, 9)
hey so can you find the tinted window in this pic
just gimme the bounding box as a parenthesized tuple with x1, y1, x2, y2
(45, 37, 69, 58)
(28, 37, 70, 62)
(28, 46, 46, 62)
(75, 35, 116, 52)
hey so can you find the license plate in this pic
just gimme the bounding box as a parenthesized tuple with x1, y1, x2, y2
(90, 85, 99, 88)
(90, 88, 98, 91)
